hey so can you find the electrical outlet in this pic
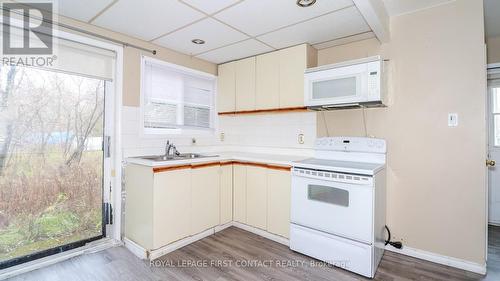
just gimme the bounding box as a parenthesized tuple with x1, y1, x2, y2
(298, 134, 305, 144)
(448, 113, 458, 127)
(220, 132, 225, 142)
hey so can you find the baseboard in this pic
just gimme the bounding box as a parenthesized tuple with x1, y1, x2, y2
(232, 222, 289, 246)
(123, 237, 147, 260)
(149, 228, 215, 260)
(126, 223, 234, 261)
(214, 221, 234, 232)
(125, 221, 289, 261)
(384, 245, 486, 275)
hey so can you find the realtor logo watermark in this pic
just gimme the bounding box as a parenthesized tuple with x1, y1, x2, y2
(1, 1, 57, 67)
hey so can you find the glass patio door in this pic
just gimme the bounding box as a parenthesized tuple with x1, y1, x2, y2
(0, 64, 112, 268)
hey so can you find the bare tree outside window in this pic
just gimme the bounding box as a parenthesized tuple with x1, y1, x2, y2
(0, 65, 104, 262)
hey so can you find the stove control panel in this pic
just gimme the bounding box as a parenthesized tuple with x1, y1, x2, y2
(293, 167, 373, 185)
(315, 137, 386, 154)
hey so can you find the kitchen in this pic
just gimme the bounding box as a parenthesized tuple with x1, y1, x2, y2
(0, 0, 497, 280)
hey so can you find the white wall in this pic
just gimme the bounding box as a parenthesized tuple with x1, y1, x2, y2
(317, 0, 487, 265)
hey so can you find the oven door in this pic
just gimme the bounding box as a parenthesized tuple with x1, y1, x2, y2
(291, 174, 373, 244)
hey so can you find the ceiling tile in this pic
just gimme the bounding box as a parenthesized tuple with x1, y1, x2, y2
(181, 0, 240, 14)
(29, 0, 114, 22)
(154, 18, 248, 56)
(257, 6, 371, 49)
(313, 32, 375, 50)
(92, 0, 205, 41)
(214, 0, 354, 36)
(197, 39, 273, 64)
(381, 0, 453, 17)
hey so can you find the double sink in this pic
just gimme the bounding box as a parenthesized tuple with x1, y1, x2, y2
(140, 153, 217, 162)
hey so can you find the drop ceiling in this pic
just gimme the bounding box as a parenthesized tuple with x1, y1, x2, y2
(381, 0, 454, 17)
(49, 0, 375, 64)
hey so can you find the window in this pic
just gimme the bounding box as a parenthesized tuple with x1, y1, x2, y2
(141, 57, 216, 134)
(491, 85, 500, 146)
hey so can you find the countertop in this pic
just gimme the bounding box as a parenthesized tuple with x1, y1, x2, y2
(126, 151, 310, 168)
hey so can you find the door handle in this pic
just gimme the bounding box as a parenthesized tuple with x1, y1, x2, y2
(487, 159, 496, 167)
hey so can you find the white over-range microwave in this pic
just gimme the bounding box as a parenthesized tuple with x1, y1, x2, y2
(304, 56, 386, 110)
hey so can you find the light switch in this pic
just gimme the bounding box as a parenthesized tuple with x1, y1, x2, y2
(448, 113, 458, 127)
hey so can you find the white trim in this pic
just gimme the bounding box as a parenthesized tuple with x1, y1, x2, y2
(352, 0, 390, 43)
(231, 222, 289, 246)
(0, 18, 125, 270)
(0, 239, 120, 280)
(123, 238, 148, 260)
(214, 221, 234, 232)
(139, 55, 218, 136)
(149, 228, 215, 260)
(125, 222, 233, 261)
(125, 222, 290, 261)
(384, 245, 486, 275)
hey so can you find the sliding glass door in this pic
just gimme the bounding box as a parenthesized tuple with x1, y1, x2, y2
(0, 65, 109, 268)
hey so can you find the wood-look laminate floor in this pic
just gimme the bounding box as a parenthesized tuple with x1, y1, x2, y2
(6, 226, 500, 281)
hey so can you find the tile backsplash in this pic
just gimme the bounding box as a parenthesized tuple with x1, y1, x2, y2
(121, 106, 316, 157)
(218, 112, 317, 149)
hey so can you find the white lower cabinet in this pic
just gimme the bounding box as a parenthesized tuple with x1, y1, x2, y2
(153, 168, 192, 249)
(220, 164, 233, 224)
(191, 165, 220, 234)
(233, 164, 247, 223)
(267, 169, 291, 238)
(233, 164, 292, 237)
(125, 161, 291, 255)
(246, 165, 268, 230)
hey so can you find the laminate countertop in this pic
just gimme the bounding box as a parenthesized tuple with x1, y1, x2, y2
(126, 151, 310, 168)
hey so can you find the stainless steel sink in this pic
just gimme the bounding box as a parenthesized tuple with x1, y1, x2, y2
(138, 153, 217, 161)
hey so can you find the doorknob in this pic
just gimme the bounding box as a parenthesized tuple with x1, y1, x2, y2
(487, 159, 496, 167)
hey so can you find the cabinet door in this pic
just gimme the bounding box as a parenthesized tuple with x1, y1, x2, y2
(233, 164, 247, 223)
(279, 45, 307, 108)
(217, 62, 236, 113)
(153, 168, 191, 248)
(267, 169, 291, 238)
(220, 164, 233, 225)
(191, 165, 220, 234)
(235, 57, 256, 111)
(256, 52, 280, 110)
(246, 165, 268, 230)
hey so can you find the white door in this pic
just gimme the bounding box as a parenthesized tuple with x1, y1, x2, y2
(488, 79, 500, 225)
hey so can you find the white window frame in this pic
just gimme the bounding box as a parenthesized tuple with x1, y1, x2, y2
(140, 56, 217, 135)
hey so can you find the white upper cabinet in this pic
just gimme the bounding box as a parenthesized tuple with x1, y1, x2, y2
(217, 44, 316, 113)
(279, 44, 316, 108)
(256, 51, 280, 110)
(235, 57, 256, 111)
(217, 61, 236, 113)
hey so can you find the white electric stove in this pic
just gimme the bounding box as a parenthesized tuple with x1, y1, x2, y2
(290, 137, 387, 278)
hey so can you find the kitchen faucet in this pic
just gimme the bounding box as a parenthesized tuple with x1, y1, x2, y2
(165, 140, 180, 158)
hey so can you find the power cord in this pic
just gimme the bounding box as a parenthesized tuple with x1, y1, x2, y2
(385, 225, 403, 249)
